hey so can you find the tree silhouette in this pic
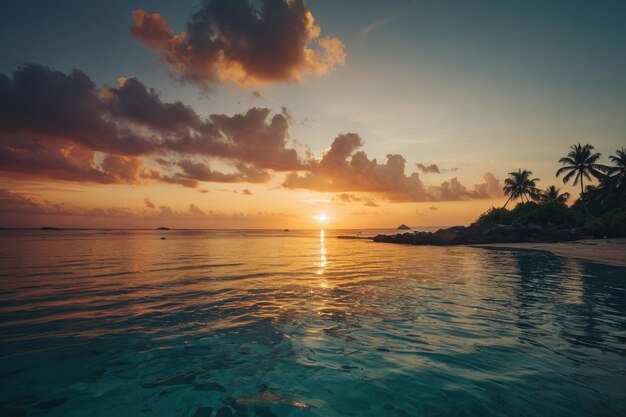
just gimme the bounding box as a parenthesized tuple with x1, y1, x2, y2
(502, 169, 540, 208)
(538, 185, 570, 205)
(556, 143, 607, 197)
(608, 147, 626, 188)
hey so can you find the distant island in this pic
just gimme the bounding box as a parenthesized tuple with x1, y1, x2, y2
(41, 227, 60, 230)
(376, 144, 626, 246)
(156, 227, 170, 230)
(396, 224, 411, 230)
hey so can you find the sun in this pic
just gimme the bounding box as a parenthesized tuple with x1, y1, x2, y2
(315, 213, 329, 223)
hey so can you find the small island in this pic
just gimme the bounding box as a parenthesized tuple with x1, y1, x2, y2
(396, 224, 411, 230)
(156, 227, 170, 230)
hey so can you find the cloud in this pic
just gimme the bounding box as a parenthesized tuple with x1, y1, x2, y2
(416, 163, 440, 174)
(106, 77, 207, 133)
(156, 160, 271, 188)
(0, 189, 42, 214)
(0, 135, 149, 184)
(144, 197, 156, 209)
(0, 189, 294, 227)
(335, 193, 360, 203)
(0, 189, 134, 219)
(207, 107, 304, 170)
(283, 133, 503, 202)
(0, 64, 306, 186)
(130, 0, 346, 87)
(189, 203, 205, 215)
(333, 193, 379, 207)
(1, 65, 504, 203)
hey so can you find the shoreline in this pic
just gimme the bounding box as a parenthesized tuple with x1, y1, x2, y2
(340, 234, 626, 268)
(473, 239, 626, 268)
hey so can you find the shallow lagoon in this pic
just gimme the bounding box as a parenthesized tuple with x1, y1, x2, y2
(1, 230, 625, 416)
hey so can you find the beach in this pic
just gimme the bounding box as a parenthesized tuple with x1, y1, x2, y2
(475, 238, 626, 267)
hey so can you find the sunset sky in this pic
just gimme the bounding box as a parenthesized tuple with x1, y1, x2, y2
(1, 0, 625, 229)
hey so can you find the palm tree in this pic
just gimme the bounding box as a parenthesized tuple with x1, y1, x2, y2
(586, 174, 621, 212)
(608, 147, 626, 188)
(502, 169, 541, 208)
(556, 143, 607, 198)
(538, 185, 570, 205)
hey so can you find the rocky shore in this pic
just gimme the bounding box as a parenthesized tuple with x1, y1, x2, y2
(373, 223, 581, 246)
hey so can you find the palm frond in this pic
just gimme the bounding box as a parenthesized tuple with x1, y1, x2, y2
(562, 169, 576, 184)
(556, 166, 574, 177)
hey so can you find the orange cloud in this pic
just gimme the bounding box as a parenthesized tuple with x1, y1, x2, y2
(0, 189, 294, 228)
(130, 0, 346, 87)
(283, 133, 503, 202)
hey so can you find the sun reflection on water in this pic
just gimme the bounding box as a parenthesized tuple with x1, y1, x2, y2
(317, 229, 327, 278)
(317, 229, 330, 291)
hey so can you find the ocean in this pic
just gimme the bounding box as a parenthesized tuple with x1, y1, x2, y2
(1, 229, 625, 416)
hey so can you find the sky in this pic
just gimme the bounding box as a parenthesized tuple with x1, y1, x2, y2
(0, 0, 625, 229)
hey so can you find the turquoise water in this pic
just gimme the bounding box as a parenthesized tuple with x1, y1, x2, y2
(1, 229, 625, 417)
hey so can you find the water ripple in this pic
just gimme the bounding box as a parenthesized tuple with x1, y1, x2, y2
(0, 229, 625, 416)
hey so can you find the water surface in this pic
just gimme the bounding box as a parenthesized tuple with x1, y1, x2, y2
(1, 229, 625, 416)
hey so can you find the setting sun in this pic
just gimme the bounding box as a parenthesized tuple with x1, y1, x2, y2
(315, 214, 329, 223)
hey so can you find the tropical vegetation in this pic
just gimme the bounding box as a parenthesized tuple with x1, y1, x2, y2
(478, 144, 626, 237)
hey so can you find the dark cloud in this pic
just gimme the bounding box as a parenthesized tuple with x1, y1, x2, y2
(105, 77, 208, 133)
(0, 64, 153, 156)
(0, 135, 148, 184)
(144, 198, 155, 209)
(0, 64, 306, 186)
(207, 107, 304, 170)
(416, 163, 440, 174)
(283, 133, 503, 202)
(1, 65, 503, 202)
(155, 160, 271, 187)
(130, 0, 345, 87)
